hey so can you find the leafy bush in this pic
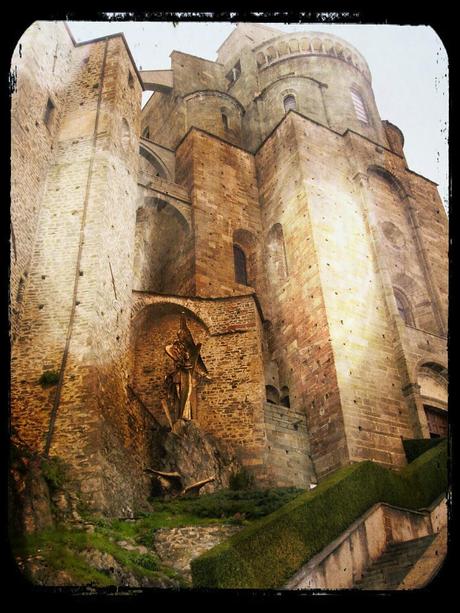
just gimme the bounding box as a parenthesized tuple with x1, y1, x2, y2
(38, 370, 60, 387)
(191, 440, 448, 589)
(130, 552, 159, 571)
(229, 469, 255, 491)
(151, 487, 304, 520)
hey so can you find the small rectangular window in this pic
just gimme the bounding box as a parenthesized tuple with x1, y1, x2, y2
(350, 88, 369, 124)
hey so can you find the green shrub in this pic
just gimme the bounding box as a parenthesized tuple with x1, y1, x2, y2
(151, 487, 303, 520)
(38, 370, 60, 387)
(402, 437, 445, 463)
(130, 552, 159, 571)
(191, 440, 448, 589)
(229, 469, 255, 491)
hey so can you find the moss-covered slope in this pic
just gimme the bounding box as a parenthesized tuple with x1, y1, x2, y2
(191, 440, 448, 589)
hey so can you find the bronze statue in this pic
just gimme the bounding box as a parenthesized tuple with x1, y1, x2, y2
(162, 315, 210, 427)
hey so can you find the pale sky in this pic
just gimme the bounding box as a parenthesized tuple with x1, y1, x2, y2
(67, 20, 449, 210)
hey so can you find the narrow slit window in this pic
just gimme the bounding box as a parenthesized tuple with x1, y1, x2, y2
(225, 61, 241, 87)
(233, 244, 248, 286)
(222, 113, 229, 130)
(350, 88, 369, 124)
(44, 97, 56, 128)
(283, 94, 297, 113)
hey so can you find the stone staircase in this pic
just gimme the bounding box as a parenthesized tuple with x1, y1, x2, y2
(354, 534, 436, 590)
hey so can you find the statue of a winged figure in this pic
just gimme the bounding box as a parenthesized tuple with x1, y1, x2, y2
(161, 315, 210, 427)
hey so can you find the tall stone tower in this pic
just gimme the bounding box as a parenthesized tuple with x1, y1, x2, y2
(11, 22, 448, 515)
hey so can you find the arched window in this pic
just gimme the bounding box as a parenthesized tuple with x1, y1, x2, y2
(221, 112, 229, 130)
(233, 244, 248, 286)
(283, 94, 297, 113)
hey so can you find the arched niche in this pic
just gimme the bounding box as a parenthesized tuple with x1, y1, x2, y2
(367, 165, 408, 200)
(393, 274, 426, 330)
(393, 286, 415, 327)
(133, 198, 193, 295)
(417, 362, 448, 439)
(266, 45, 277, 62)
(121, 118, 131, 151)
(130, 303, 210, 426)
(267, 223, 289, 282)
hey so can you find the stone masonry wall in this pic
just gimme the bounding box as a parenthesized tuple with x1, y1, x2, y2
(256, 114, 345, 480)
(141, 90, 185, 151)
(11, 32, 151, 515)
(291, 113, 420, 468)
(11, 22, 75, 342)
(264, 402, 311, 488)
(175, 129, 269, 308)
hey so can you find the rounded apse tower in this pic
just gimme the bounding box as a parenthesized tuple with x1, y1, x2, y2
(217, 28, 391, 152)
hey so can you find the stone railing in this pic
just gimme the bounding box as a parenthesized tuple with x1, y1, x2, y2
(284, 496, 447, 590)
(253, 32, 371, 83)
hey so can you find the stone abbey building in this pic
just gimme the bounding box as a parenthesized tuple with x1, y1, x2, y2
(11, 22, 448, 516)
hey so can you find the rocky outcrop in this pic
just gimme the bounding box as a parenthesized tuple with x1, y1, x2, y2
(148, 420, 240, 496)
(9, 441, 81, 537)
(9, 444, 54, 535)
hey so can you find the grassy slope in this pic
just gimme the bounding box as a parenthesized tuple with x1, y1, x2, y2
(10, 487, 303, 587)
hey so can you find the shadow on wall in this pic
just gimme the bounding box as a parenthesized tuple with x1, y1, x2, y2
(133, 198, 194, 295)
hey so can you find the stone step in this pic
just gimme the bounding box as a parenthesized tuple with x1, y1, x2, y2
(388, 534, 435, 551)
(373, 547, 431, 565)
(354, 534, 436, 590)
